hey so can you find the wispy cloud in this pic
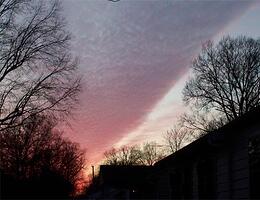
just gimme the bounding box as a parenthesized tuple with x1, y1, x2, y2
(62, 0, 254, 166)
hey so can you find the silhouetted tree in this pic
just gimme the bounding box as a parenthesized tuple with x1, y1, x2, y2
(0, 0, 80, 130)
(104, 146, 141, 166)
(104, 142, 165, 166)
(164, 113, 226, 153)
(139, 142, 165, 166)
(0, 114, 86, 199)
(179, 110, 227, 138)
(164, 123, 191, 153)
(183, 36, 260, 122)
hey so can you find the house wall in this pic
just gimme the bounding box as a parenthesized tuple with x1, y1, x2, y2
(155, 168, 172, 199)
(155, 118, 260, 199)
(216, 148, 230, 199)
(226, 122, 260, 199)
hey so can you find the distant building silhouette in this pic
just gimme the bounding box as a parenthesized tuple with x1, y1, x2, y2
(86, 107, 260, 199)
(86, 165, 154, 199)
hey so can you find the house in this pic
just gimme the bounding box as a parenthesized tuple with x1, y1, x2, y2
(154, 107, 260, 199)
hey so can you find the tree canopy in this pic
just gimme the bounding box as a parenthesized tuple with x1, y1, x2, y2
(0, 114, 86, 198)
(0, 0, 80, 130)
(183, 36, 260, 122)
(103, 142, 165, 166)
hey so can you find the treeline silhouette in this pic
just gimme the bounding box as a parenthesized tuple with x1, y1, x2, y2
(0, 115, 86, 199)
(104, 142, 166, 166)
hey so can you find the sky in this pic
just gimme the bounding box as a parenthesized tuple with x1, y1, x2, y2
(61, 0, 260, 171)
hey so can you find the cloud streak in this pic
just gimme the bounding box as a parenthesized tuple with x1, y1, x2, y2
(62, 0, 254, 166)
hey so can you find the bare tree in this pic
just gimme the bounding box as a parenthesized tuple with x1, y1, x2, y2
(179, 110, 227, 138)
(46, 133, 86, 186)
(103, 146, 141, 166)
(0, 0, 80, 130)
(139, 142, 165, 166)
(183, 36, 260, 122)
(103, 142, 165, 166)
(164, 122, 191, 153)
(0, 114, 86, 189)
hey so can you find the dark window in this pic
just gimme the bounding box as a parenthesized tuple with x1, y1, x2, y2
(249, 135, 260, 199)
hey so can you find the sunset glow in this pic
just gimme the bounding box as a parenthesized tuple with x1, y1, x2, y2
(1, 1, 260, 198)
(61, 0, 260, 173)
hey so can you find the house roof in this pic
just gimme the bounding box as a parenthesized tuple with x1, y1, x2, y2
(155, 107, 260, 168)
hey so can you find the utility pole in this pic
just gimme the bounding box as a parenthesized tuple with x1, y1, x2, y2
(92, 165, 95, 180)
